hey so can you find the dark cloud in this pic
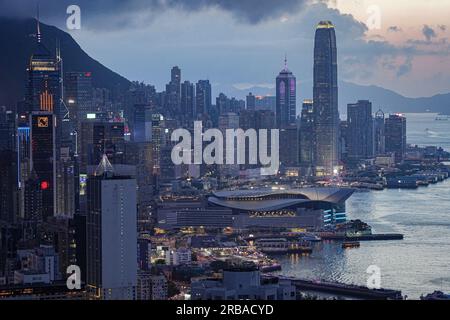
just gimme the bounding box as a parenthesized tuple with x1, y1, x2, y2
(0, 0, 309, 28)
(422, 25, 437, 42)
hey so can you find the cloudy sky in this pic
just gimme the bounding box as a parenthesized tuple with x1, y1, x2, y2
(1, 0, 450, 99)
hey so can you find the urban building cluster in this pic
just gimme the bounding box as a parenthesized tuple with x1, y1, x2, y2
(0, 18, 449, 301)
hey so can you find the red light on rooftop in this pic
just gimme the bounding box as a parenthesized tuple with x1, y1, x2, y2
(85, 72, 92, 77)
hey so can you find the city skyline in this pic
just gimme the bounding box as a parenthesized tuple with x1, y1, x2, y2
(1, 1, 449, 99)
(1, 1, 450, 303)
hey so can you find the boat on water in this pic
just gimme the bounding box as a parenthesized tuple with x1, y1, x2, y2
(260, 263, 282, 273)
(256, 238, 313, 255)
(342, 241, 360, 249)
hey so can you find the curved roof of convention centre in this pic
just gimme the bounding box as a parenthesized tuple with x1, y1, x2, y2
(208, 188, 354, 211)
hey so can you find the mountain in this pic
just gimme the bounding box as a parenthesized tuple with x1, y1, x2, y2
(0, 17, 131, 108)
(225, 81, 450, 115)
(1, 17, 449, 115)
(339, 82, 450, 115)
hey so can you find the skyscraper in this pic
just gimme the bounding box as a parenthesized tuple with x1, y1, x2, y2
(0, 107, 17, 223)
(181, 81, 195, 122)
(276, 57, 296, 128)
(133, 104, 151, 143)
(313, 21, 340, 176)
(385, 114, 407, 163)
(64, 71, 94, 134)
(216, 93, 230, 115)
(246, 92, 256, 111)
(299, 100, 315, 176)
(347, 100, 374, 163)
(30, 112, 56, 220)
(151, 114, 165, 175)
(26, 21, 60, 115)
(374, 109, 386, 155)
(79, 119, 125, 174)
(165, 66, 181, 118)
(86, 155, 137, 300)
(195, 80, 212, 118)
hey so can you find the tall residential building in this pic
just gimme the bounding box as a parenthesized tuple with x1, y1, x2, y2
(165, 66, 181, 118)
(255, 95, 276, 113)
(86, 155, 137, 300)
(313, 21, 340, 176)
(216, 93, 230, 115)
(299, 100, 315, 175)
(30, 112, 56, 220)
(181, 81, 195, 122)
(385, 114, 407, 163)
(276, 57, 296, 128)
(347, 100, 374, 163)
(374, 109, 386, 155)
(195, 80, 212, 117)
(246, 92, 256, 111)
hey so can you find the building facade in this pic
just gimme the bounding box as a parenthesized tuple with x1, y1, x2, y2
(313, 21, 340, 176)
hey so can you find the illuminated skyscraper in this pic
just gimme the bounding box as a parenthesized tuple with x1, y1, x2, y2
(276, 57, 296, 128)
(313, 21, 340, 176)
(30, 112, 56, 220)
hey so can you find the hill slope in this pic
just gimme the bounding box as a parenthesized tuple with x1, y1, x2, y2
(0, 17, 131, 107)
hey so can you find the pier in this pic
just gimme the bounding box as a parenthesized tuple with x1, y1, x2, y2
(278, 277, 403, 300)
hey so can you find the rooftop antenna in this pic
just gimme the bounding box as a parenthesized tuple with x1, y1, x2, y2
(284, 53, 288, 70)
(36, 2, 41, 43)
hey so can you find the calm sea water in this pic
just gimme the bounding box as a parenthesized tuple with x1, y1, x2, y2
(278, 113, 450, 299)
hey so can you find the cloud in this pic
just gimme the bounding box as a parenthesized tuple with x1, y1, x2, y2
(232, 83, 275, 90)
(396, 56, 413, 77)
(422, 25, 437, 42)
(0, 0, 309, 28)
(387, 26, 401, 33)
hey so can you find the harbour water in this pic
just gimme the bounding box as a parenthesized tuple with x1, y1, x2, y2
(278, 113, 450, 299)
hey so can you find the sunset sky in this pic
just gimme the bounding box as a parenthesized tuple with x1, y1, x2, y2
(1, 0, 449, 98)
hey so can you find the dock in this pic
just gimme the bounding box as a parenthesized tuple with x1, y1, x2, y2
(279, 278, 403, 300)
(322, 233, 404, 241)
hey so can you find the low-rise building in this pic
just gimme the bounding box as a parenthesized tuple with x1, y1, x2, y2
(191, 266, 295, 300)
